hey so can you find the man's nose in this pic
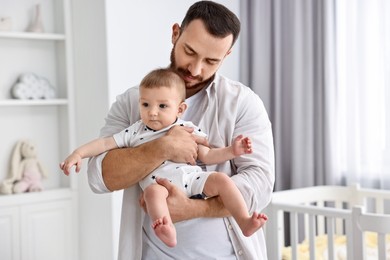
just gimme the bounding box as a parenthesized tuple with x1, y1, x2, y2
(188, 59, 202, 76)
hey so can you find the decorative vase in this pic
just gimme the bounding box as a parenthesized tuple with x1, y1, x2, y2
(0, 17, 12, 31)
(27, 4, 44, 33)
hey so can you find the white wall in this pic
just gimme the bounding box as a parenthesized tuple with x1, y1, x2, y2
(72, 1, 240, 259)
(72, 1, 114, 259)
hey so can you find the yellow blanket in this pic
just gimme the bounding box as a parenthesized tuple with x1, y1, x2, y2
(282, 232, 390, 260)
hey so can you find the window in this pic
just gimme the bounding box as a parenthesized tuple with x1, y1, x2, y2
(334, 0, 390, 187)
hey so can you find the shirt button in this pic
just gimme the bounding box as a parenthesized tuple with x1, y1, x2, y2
(238, 250, 243, 255)
(228, 224, 233, 230)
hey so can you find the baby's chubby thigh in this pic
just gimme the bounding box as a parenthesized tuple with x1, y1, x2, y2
(176, 165, 212, 198)
(139, 163, 211, 198)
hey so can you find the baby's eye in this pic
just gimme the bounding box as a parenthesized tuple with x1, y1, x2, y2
(159, 104, 167, 109)
(142, 103, 149, 107)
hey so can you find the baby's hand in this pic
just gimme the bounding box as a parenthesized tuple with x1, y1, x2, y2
(232, 135, 253, 156)
(59, 152, 82, 176)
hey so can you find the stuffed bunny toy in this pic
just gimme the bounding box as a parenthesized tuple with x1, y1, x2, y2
(0, 139, 48, 194)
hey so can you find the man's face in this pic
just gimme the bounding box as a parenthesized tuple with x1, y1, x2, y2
(170, 19, 233, 97)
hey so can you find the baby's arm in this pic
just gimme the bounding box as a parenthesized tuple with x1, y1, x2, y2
(60, 136, 117, 175)
(197, 134, 252, 165)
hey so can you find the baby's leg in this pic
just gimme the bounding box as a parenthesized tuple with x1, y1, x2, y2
(143, 184, 177, 247)
(203, 172, 268, 237)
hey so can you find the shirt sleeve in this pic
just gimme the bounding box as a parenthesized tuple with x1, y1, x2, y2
(230, 89, 275, 212)
(87, 87, 139, 193)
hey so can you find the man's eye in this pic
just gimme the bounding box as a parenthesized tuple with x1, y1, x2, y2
(184, 49, 195, 56)
(206, 60, 219, 66)
(159, 104, 167, 108)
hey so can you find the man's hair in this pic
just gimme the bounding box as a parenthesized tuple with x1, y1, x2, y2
(180, 1, 241, 47)
(140, 68, 186, 101)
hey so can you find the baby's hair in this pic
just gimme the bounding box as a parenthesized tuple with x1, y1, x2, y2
(140, 68, 186, 101)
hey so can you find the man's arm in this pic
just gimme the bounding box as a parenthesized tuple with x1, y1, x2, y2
(102, 125, 200, 191)
(155, 178, 230, 222)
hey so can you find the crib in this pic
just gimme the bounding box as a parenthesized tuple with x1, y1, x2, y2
(263, 184, 390, 260)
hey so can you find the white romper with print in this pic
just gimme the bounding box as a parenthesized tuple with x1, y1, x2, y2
(113, 119, 211, 197)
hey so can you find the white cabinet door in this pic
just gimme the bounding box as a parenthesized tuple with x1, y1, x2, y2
(20, 200, 72, 260)
(0, 207, 20, 260)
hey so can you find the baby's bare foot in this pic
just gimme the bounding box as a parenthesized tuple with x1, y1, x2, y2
(242, 212, 268, 237)
(152, 216, 177, 247)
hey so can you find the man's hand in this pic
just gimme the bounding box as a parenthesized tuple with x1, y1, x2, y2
(156, 178, 193, 223)
(162, 125, 202, 165)
(138, 178, 193, 223)
(139, 178, 230, 222)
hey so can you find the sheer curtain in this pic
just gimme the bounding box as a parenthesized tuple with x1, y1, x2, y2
(334, 0, 390, 189)
(240, 0, 390, 191)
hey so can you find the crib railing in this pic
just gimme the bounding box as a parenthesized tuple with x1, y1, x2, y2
(264, 184, 390, 260)
(352, 206, 390, 260)
(265, 202, 354, 260)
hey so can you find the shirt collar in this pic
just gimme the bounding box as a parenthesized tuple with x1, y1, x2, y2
(205, 73, 219, 97)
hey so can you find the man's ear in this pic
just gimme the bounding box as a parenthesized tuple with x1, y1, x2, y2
(172, 23, 181, 44)
(226, 49, 232, 57)
(178, 102, 188, 117)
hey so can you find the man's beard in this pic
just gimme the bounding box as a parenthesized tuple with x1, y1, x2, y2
(169, 46, 214, 90)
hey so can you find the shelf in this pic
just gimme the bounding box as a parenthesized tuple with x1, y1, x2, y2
(0, 188, 75, 207)
(0, 31, 66, 41)
(0, 99, 68, 106)
(0, 0, 78, 257)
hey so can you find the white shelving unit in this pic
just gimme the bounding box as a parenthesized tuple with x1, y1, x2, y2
(0, 1, 78, 259)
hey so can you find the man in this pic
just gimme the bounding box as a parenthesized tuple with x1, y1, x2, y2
(88, 1, 275, 259)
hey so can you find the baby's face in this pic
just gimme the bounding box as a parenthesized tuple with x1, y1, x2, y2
(139, 86, 183, 131)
